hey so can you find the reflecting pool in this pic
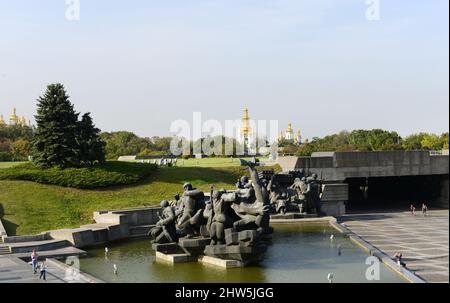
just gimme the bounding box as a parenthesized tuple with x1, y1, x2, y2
(79, 224, 406, 283)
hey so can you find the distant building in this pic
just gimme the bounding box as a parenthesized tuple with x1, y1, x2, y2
(0, 108, 32, 127)
(278, 123, 302, 145)
(239, 108, 255, 155)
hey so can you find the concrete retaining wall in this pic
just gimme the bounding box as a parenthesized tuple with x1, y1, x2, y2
(47, 207, 161, 248)
(320, 183, 348, 216)
(278, 151, 449, 182)
(3, 233, 51, 244)
(436, 176, 449, 208)
(95, 207, 162, 227)
(0, 219, 7, 237)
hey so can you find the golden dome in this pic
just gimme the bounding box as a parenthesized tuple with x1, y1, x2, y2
(240, 108, 252, 136)
(9, 107, 19, 125)
(286, 123, 294, 134)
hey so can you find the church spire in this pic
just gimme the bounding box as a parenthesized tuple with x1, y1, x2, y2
(9, 107, 19, 125)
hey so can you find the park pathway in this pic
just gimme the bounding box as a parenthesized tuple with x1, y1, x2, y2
(338, 209, 449, 283)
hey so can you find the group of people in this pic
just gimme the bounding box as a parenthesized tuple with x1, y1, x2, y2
(409, 203, 428, 216)
(30, 249, 47, 281)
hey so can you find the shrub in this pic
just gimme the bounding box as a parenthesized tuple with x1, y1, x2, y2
(0, 161, 157, 189)
(0, 152, 13, 162)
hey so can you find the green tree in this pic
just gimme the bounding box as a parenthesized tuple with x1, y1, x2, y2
(440, 133, 449, 149)
(421, 134, 443, 150)
(32, 83, 81, 168)
(402, 133, 427, 150)
(100, 131, 150, 159)
(78, 113, 106, 165)
(11, 139, 31, 159)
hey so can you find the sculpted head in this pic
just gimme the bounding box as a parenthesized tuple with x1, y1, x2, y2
(183, 182, 193, 191)
(160, 200, 169, 208)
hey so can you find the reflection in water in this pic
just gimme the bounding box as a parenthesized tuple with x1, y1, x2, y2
(79, 224, 406, 283)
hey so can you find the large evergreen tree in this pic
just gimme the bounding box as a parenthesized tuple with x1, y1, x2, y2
(78, 113, 105, 165)
(32, 84, 81, 168)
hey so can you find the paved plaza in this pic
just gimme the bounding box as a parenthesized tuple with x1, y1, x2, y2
(339, 209, 449, 283)
(0, 255, 94, 283)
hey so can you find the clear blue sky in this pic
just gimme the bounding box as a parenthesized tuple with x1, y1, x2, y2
(0, 0, 448, 139)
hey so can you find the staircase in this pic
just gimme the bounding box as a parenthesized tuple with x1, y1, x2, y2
(0, 245, 11, 255)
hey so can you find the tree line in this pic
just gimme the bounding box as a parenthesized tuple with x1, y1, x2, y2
(0, 84, 448, 164)
(280, 129, 449, 156)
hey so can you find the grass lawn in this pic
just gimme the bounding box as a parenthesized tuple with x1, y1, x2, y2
(0, 165, 280, 236)
(0, 162, 26, 169)
(0, 161, 157, 189)
(173, 157, 273, 168)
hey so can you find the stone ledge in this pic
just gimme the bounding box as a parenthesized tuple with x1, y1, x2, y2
(45, 258, 104, 283)
(198, 255, 243, 268)
(155, 251, 197, 264)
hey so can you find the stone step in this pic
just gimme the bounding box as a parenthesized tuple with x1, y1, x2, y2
(0, 246, 11, 255)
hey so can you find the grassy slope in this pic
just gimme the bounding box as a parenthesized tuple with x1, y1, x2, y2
(0, 165, 279, 236)
(0, 162, 25, 169)
(0, 161, 157, 189)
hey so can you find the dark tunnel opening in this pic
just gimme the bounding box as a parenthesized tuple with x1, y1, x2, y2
(345, 175, 444, 212)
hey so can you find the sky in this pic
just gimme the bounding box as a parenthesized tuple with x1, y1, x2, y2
(0, 0, 448, 140)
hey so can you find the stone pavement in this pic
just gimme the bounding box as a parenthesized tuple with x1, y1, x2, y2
(338, 210, 449, 283)
(0, 255, 91, 283)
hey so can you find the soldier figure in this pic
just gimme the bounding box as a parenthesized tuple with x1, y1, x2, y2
(149, 200, 177, 244)
(209, 188, 234, 245)
(305, 175, 322, 215)
(176, 183, 205, 238)
(291, 177, 308, 213)
(236, 176, 255, 203)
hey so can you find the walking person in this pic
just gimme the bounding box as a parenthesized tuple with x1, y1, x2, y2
(394, 252, 406, 267)
(422, 203, 428, 216)
(31, 250, 38, 274)
(39, 261, 47, 281)
(409, 204, 416, 216)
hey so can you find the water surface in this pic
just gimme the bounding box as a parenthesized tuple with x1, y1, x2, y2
(79, 224, 406, 283)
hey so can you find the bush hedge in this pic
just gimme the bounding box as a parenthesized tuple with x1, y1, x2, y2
(0, 161, 157, 189)
(0, 152, 13, 162)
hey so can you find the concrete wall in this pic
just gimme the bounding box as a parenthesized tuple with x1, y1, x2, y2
(0, 219, 7, 237)
(276, 156, 299, 172)
(320, 184, 348, 216)
(435, 176, 449, 208)
(47, 207, 162, 248)
(94, 207, 161, 227)
(3, 233, 51, 244)
(278, 151, 449, 182)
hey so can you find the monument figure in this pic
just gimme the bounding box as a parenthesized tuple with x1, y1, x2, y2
(149, 200, 178, 244)
(209, 188, 234, 245)
(176, 183, 205, 238)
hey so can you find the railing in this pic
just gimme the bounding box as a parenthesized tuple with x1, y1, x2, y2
(430, 150, 449, 156)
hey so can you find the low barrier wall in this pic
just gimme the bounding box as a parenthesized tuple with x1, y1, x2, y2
(0, 219, 7, 237)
